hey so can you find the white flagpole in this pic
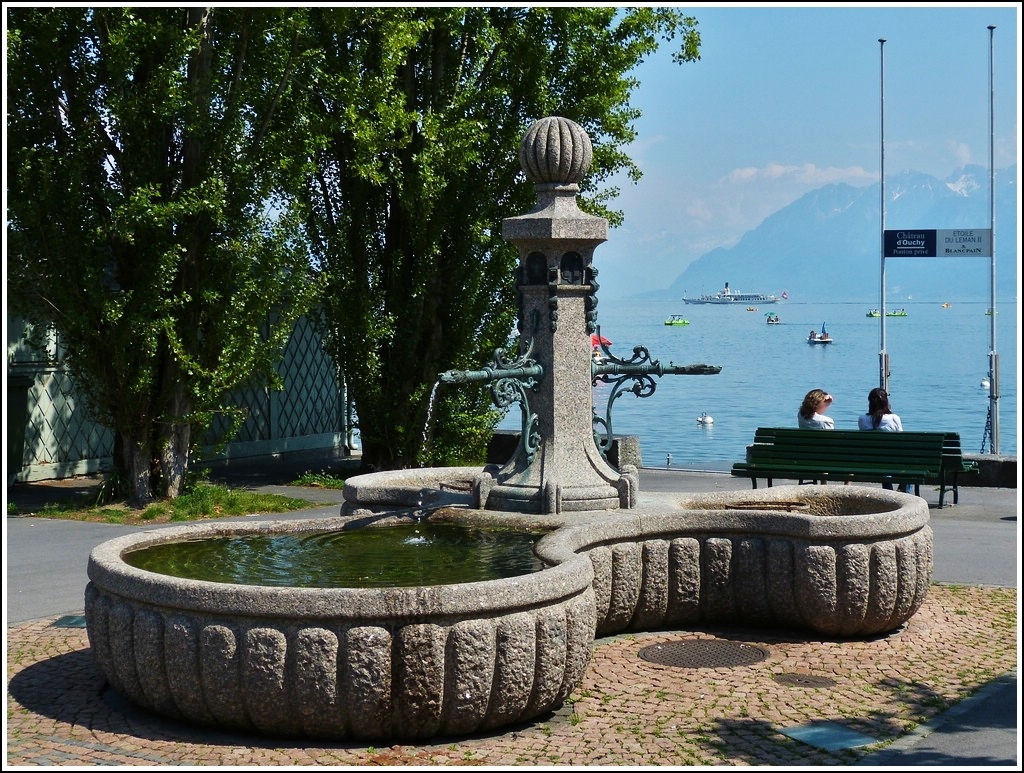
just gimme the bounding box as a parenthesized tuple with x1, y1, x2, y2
(878, 38, 889, 393)
(986, 25, 999, 453)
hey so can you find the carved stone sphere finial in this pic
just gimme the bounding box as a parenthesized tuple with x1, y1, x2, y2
(519, 116, 593, 185)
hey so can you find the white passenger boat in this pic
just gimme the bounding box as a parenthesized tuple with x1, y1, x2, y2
(682, 282, 782, 305)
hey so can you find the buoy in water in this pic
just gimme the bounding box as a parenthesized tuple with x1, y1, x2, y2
(697, 412, 714, 425)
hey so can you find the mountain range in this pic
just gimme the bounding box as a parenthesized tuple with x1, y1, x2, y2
(652, 164, 1017, 304)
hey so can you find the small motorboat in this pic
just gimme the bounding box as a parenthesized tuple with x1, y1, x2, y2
(664, 314, 690, 326)
(696, 412, 714, 425)
(981, 378, 991, 390)
(746, 306, 757, 312)
(886, 309, 908, 317)
(942, 302, 952, 309)
(765, 312, 780, 325)
(866, 309, 881, 318)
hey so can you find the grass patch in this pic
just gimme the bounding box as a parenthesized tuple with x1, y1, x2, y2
(289, 459, 362, 489)
(30, 482, 317, 526)
(290, 470, 348, 489)
(170, 484, 313, 520)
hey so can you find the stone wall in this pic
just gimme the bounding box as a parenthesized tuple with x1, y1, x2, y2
(960, 454, 1017, 488)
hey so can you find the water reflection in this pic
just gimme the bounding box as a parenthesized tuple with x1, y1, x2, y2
(125, 522, 548, 588)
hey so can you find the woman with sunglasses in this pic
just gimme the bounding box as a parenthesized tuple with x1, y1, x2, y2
(797, 388, 835, 430)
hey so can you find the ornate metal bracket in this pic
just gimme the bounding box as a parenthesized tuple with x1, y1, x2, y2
(590, 325, 721, 459)
(438, 310, 546, 464)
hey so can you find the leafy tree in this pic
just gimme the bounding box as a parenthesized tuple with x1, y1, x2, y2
(298, 6, 700, 471)
(7, 7, 322, 504)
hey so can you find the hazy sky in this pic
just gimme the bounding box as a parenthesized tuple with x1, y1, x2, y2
(594, 3, 1020, 299)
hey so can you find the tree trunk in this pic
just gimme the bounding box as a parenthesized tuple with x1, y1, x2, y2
(160, 383, 193, 499)
(358, 437, 410, 473)
(120, 432, 154, 507)
(160, 395, 192, 499)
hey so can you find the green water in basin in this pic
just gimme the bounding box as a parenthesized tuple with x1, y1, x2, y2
(124, 522, 548, 588)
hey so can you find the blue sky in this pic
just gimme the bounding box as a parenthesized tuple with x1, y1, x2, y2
(595, 3, 1020, 299)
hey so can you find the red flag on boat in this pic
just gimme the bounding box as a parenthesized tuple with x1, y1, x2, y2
(781, 290, 789, 300)
(591, 333, 612, 348)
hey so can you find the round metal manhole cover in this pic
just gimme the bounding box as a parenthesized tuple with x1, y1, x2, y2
(774, 673, 837, 688)
(638, 639, 771, 668)
(723, 501, 810, 512)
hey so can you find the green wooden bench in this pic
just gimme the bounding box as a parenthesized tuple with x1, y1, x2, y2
(730, 428, 978, 508)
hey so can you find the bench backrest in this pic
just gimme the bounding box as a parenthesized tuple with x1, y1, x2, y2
(747, 428, 952, 472)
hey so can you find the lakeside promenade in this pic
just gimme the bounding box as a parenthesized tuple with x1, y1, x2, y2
(5, 464, 1019, 766)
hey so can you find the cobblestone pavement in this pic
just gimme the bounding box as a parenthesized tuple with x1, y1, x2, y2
(6, 585, 1016, 767)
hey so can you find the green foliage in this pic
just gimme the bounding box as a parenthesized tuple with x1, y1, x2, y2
(140, 504, 168, 522)
(6, 6, 702, 488)
(298, 7, 700, 470)
(291, 471, 345, 489)
(94, 468, 131, 507)
(288, 457, 361, 488)
(7, 8, 323, 504)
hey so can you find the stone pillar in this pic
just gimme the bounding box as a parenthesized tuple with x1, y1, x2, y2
(482, 117, 632, 513)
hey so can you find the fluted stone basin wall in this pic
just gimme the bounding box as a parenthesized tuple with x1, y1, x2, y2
(552, 486, 933, 638)
(86, 474, 931, 742)
(85, 514, 596, 742)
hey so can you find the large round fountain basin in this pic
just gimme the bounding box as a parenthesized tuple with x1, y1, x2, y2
(85, 514, 596, 741)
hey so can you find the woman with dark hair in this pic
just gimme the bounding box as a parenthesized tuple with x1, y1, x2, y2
(858, 388, 910, 492)
(858, 387, 903, 432)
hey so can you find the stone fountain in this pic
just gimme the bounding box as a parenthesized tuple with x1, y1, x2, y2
(86, 117, 932, 743)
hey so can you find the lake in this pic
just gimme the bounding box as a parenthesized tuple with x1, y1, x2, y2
(500, 297, 1018, 470)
